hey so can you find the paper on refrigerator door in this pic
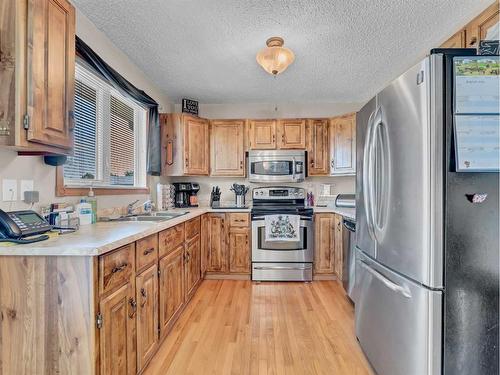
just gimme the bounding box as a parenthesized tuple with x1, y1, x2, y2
(264, 215, 300, 242)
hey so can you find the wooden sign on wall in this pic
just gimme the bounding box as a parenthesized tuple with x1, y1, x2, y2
(182, 99, 199, 116)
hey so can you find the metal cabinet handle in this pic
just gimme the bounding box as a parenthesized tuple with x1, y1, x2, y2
(166, 140, 174, 165)
(185, 157, 189, 167)
(359, 261, 411, 298)
(128, 298, 137, 318)
(143, 248, 155, 256)
(254, 266, 311, 271)
(140, 288, 147, 307)
(111, 263, 128, 274)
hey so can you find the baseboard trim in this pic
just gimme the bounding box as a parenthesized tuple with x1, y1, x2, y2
(204, 273, 251, 280)
(313, 274, 338, 281)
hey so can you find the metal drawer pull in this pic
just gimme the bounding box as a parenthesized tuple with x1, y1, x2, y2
(254, 266, 311, 271)
(360, 261, 412, 298)
(140, 288, 147, 307)
(111, 263, 128, 274)
(143, 247, 155, 256)
(128, 298, 137, 318)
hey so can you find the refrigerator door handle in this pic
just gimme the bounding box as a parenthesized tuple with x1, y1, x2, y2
(363, 111, 377, 240)
(360, 260, 412, 298)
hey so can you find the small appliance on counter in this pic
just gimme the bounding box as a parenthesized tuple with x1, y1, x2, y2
(173, 182, 200, 208)
(335, 194, 355, 208)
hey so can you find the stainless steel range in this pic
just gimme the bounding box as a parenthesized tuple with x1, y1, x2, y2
(251, 186, 314, 281)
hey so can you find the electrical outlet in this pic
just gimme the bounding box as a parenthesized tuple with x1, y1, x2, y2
(20, 179, 34, 199)
(2, 179, 18, 201)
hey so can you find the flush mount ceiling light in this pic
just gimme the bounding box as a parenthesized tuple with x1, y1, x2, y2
(256, 37, 295, 76)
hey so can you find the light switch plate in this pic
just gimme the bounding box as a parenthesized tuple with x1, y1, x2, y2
(20, 179, 34, 199)
(2, 179, 17, 201)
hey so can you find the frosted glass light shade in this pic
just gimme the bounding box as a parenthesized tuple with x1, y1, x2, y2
(256, 37, 295, 75)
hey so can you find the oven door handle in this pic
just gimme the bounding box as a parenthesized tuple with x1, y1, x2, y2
(252, 216, 313, 221)
(253, 265, 312, 271)
(292, 157, 296, 180)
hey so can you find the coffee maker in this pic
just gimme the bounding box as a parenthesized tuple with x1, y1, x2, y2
(173, 183, 200, 208)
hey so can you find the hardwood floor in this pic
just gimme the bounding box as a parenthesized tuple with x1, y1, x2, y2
(144, 280, 373, 375)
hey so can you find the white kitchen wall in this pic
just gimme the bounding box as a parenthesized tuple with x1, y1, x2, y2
(0, 8, 172, 212)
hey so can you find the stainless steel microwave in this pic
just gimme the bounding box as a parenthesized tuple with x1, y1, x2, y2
(248, 150, 306, 183)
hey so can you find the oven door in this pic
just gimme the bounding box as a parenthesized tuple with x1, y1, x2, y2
(251, 216, 313, 262)
(248, 156, 305, 183)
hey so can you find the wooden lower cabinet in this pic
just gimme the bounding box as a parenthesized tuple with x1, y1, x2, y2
(136, 264, 159, 372)
(185, 235, 201, 298)
(333, 214, 343, 280)
(314, 214, 335, 274)
(99, 282, 137, 375)
(229, 227, 251, 274)
(159, 246, 185, 338)
(205, 213, 228, 273)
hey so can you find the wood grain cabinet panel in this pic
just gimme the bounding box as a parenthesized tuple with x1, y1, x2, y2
(248, 119, 277, 149)
(465, 2, 499, 49)
(229, 227, 250, 274)
(159, 246, 185, 338)
(185, 216, 201, 241)
(206, 214, 227, 273)
(184, 116, 210, 175)
(136, 264, 159, 371)
(278, 119, 306, 149)
(99, 244, 135, 296)
(330, 114, 356, 175)
(159, 223, 185, 258)
(185, 235, 201, 298)
(136, 234, 158, 273)
(314, 214, 335, 274)
(211, 120, 246, 176)
(441, 29, 466, 48)
(307, 119, 330, 175)
(334, 214, 343, 280)
(228, 213, 250, 227)
(99, 282, 137, 375)
(27, 0, 75, 150)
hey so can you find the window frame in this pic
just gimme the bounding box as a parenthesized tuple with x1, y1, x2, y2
(56, 60, 150, 197)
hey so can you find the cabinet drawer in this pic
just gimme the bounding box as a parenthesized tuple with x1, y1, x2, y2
(228, 213, 249, 227)
(185, 217, 201, 240)
(99, 244, 135, 295)
(159, 224, 185, 258)
(136, 234, 158, 272)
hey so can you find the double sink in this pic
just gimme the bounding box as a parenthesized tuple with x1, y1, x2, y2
(103, 211, 189, 222)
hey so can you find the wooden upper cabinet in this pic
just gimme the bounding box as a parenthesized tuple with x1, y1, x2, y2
(307, 119, 329, 175)
(211, 120, 245, 176)
(0, 0, 75, 154)
(465, 1, 499, 49)
(184, 115, 210, 175)
(99, 282, 136, 375)
(27, 0, 75, 150)
(314, 214, 335, 274)
(330, 114, 356, 175)
(278, 119, 306, 149)
(248, 119, 277, 149)
(228, 227, 250, 274)
(136, 264, 159, 372)
(441, 30, 466, 48)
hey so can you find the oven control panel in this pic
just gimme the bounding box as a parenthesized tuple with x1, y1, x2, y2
(253, 187, 305, 200)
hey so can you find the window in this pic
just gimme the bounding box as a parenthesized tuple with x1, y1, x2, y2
(63, 61, 147, 188)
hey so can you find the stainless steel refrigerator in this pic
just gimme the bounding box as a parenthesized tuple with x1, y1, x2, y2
(354, 49, 499, 375)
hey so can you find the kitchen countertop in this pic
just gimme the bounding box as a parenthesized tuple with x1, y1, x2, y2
(0, 206, 353, 257)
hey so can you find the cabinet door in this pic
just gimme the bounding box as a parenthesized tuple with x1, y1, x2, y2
(330, 114, 356, 175)
(229, 227, 250, 274)
(184, 116, 209, 175)
(100, 282, 136, 375)
(27, 0, 75, 150)
(159, 246, 184, 339)
(278, 119, 306, 149)
(307, 119, 329, 175)
(314, 214, 335, 274)
(465, 2, 499, 49)
(440, 29, 466, 48)
(136, 264, 159, 371)
(334, 215, 343, 280)
(0, 1, 15, 147)
(200, 214, 209, 276)
(185, 235, 201, 298)
(206, 214, 227, 272)
(248, 120, 277, 149)
(211, 120, 245, 176)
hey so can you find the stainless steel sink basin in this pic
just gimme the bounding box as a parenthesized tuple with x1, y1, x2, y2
(102, 211, 189, 222)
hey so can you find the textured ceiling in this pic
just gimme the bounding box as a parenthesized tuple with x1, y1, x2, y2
(73, 0, 492, 104)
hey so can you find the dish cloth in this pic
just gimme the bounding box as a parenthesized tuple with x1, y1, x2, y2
(264, 214, 300, 242)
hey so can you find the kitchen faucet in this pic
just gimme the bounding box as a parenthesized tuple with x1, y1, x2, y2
(127, 200, 140, 215)
(127, 199, 153, 215)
